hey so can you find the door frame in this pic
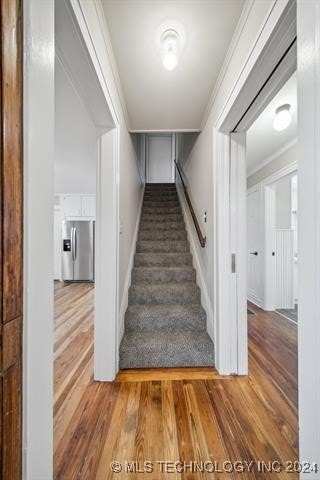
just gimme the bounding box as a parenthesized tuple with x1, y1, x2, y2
(0, 0, 23, 476)
(146, 133, 174, 183)
(214, 0, 320, 471)
(262, 161, 297, 311)
(213, 0, 296, 375)
(246, 160, 298, 312)
(24, 0, 120, 478)
(247, 184, 264, 309)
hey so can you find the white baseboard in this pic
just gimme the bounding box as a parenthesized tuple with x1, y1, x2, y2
(176, 185, 215, 342)
(118, 185, 145, 346)
(247, 295, 264, 309)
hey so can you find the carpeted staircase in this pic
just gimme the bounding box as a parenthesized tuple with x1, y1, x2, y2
(119, 183, 215, 369)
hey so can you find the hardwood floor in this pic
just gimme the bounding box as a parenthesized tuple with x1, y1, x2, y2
(54, 284, 298, 479)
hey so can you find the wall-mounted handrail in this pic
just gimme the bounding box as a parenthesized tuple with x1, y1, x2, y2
(174, 160, 206, 248)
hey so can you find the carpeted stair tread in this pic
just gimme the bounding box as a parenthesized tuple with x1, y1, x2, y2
(134, 252, 192, 267)
(142, 206, 181, 214)
(136, 240, 189, 253)
(125, 304, 207, 332)
(132, 266, 196, 284)
(141, 213, 183, 223)
(138, 230, 187, 241)
(143, 201, 181, 208)
(139, 221, 185, 231)
(129, 283, 201, 305)
(119, 331, 215, 368)
(120, 183, 215, 369)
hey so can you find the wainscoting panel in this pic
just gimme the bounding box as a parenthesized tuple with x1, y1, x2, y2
(275, 229, 294, 309)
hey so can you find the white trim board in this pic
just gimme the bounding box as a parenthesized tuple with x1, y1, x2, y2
(200, 0, 255, 130)
(247, 295, 264, 310)
(92, 0, 130, 130)
(129, 129, 202, 134)
(212, 0, 296, 378)
(297, 1, 320, 474)
(176, 184, 215, 343)
(118, 185, 145, 351)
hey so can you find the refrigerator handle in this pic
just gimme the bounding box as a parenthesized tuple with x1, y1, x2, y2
(74, 227, 77, 261)
(71, 227, 76, 262)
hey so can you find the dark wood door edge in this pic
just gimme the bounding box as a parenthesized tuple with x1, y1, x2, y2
(1, 0, 23, 478)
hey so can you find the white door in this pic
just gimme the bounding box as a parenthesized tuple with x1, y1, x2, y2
(147, 135, 173, 183)
(247, 189, 261, 304)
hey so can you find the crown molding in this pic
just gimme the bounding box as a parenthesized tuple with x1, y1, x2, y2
(94, 0, 131, 130)
(247, 137, 297, 177)
(200, 0, 255, 130)
(129, 129, 201, 134)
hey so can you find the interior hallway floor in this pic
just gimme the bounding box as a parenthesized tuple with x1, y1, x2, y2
(54, 283, 298, 479)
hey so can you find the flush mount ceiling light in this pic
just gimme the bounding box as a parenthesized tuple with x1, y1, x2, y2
(160, 29, 180, 71)
(273, 104, 292, 131)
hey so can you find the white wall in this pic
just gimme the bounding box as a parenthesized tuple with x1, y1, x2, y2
(55, 57, 98, 194)
(72, 0, 143, 327)
(175, 1, 276, 342)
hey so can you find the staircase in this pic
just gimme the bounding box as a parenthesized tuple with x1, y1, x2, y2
(119, 183, 215, 369)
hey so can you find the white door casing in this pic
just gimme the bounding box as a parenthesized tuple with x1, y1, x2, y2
(297, 0, 320, 474)
(247, 188, 262, 306)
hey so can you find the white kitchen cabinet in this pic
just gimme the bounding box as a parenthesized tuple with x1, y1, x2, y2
(82, 196, 95, 217)
(60, 194, 95, 219)
(61, 195, 82, 217)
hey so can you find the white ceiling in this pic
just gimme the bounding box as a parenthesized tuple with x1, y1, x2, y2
(101, 0, 245, 131)
(246, 73, 297, 175)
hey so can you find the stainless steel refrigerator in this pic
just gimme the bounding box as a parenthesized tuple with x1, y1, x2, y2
(61, 220, 95, 282)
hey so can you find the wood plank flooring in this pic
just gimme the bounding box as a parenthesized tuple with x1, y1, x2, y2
(54, 284, 298, 479)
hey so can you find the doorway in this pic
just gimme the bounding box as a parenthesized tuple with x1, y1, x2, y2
(24, 0, 119, 477)
(146, 133, 174, 183)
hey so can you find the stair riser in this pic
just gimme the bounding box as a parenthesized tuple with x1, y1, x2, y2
(143, 192, 179, 200)
(144, 195, 177, 199)
(141, 214, 183, 223)
(132, 268, 196, 284)
(129, 286, 201, 305)
(125, 315, 206, 332)
(134, 253, 192, 267)
(119, 332, 215, 369)
(138, 230, 187, 241)
(143, 201, 180, 207)
(142, 207, 181, 214)
(139, 221, 184, 231)
(136, 242, 189, 253)
(119, 356, 215, 369)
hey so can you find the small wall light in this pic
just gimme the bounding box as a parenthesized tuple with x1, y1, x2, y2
(160, 29, 180, 71)
(273, 104, 292, 131)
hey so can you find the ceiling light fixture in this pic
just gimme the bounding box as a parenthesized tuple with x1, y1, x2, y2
(160, 29, 180, 71)
(273, 104, 292, 131)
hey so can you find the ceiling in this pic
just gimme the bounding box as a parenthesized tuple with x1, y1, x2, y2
(101, 0, 245, 131)
(246, 73, 297, 175)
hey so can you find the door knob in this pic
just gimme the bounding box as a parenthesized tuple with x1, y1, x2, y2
(250, 251, 258, 256)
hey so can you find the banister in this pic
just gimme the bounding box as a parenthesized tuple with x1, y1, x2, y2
(174, 160, 206, 248)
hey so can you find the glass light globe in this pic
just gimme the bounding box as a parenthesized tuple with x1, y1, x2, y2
(273, 105, 292, 131)
(160, 29, 179, 71)
(163, 50, 178, 70)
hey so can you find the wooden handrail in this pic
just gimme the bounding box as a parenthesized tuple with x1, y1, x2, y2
(174, 160, 206, 248)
